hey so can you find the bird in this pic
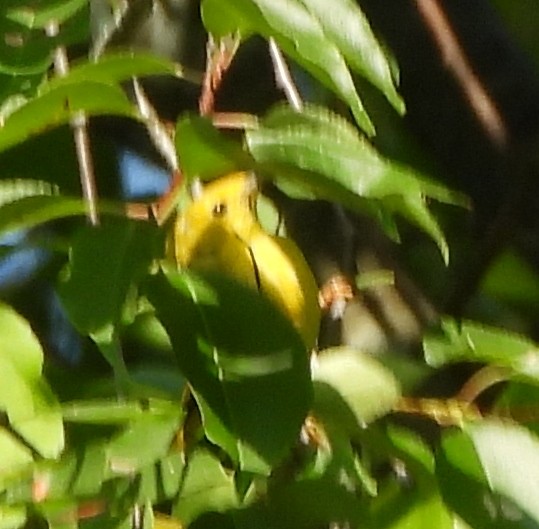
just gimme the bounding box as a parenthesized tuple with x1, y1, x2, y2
(171, 171, 321, 350)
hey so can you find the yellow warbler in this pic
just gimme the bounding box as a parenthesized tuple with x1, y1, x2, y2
(172, 172, 320, 350)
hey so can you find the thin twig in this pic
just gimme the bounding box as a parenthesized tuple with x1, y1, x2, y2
(132, 78, 178, 172)
(46, 20, 99, 226)
(414, 0, 508, 149)
(90, 0, 130, 59)
(457, 365, 513, 403)
(199, 34, 240, 116)
(269, 38, 303, 111)
(211, 112, 259, 130)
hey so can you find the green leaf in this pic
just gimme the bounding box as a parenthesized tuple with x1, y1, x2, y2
(0, 81, 134, 153)
(144, 267, 312, 473)
(467, 420, 539, 525)
(0, 196, 124, 238)
(5, 0, 87, 28)
(313, 347, 401, 430)
(438, 428, 537, 528)
(237, 477, 365, 529)
(105, 407, 183, 476)
(0, 178, 59, 207)
(58, 219, 159, 335)
(424, 319, 539, 381)
(202, 0, 374, 134)
(0, 301, 43, 379)
(61, 399, 166, 424)
(0, 303, 64, 458)
(46, 52, 188, 91)
(0, 505, 27, 529)
(6, 442, 108, 503)
(0, 23, 53, 76)
(0, 427, 33, 489)
(246, 104, 463, 261)
(371, 485, 454, 529)
(160, 452, 186, 500)
(481, 250, 539, 310)
(175, 116, 254, 181)
(174, 450, 238, 525)
(13, 404, 64, 460)
(294, 0, 404, 114)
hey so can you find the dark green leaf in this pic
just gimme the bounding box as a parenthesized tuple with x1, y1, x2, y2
(237, 477, 365, 529)
(144, 267, 312, 473)
(175, 116, 253, 181)
(0, 23, 52, 76)
(58, 219, 159, 334)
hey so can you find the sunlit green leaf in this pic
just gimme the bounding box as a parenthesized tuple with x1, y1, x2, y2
(247, 104, 464, 261)
(0, 505, 27, 529)
(295, 0, 404, 114)
(424, 318, 539, 382)
(105, 406, 182, 476)
(0, 303, 64, 458)
(61, 399, 170, 424)
(0, 427, 33, 489)
(202, 0, 374, 134)
(0, 196, 124, 239)
(466, 420, 539, 525)
(438, 428, 537, 528)
(0, 179, 59, 207)
(0, 302, 43, 379)
(6, 0, 88, 29)
(313, 347, 401, 430)
(174, 449, 238, 525)
(46, 52, 189, 91)
(13, 405, 64, 460)
(0, 81, 134, 153)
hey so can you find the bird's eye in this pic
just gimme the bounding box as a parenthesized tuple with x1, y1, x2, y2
(212, 202, 227, 217)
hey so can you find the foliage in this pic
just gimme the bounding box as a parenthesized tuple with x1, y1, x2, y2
(0, 1, 539, 529)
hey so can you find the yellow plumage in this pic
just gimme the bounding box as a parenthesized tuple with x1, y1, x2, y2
(172, 172, 320, 350)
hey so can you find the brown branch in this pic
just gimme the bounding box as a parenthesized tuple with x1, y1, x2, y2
(199, 35, 240, 116)
(46, 20, 100, 226)
(414, 0, 508, 149)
